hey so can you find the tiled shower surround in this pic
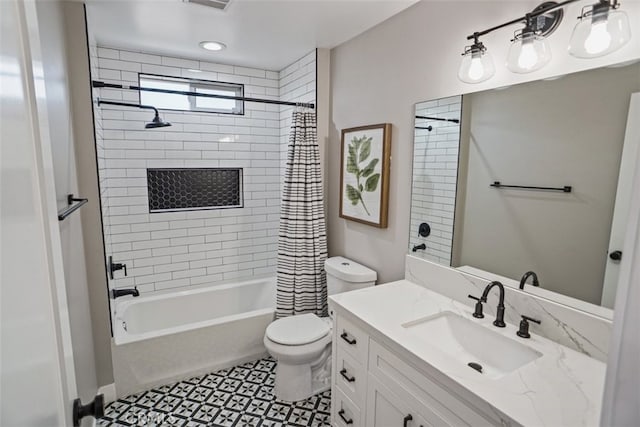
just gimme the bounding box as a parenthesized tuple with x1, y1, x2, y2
(92, 47, 316, 294)
(409, 96, 462, 265)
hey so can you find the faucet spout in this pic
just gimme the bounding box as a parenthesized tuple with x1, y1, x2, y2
(111, 287, 140, 299)
(481, 281, 506, 327)
(519, 271, 540, 290)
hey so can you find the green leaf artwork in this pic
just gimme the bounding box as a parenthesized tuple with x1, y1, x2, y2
(345, 135, 380, 216)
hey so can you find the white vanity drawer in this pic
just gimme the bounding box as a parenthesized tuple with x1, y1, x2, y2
(336, 315, 369, 364)
(332, 387, 362, 427)
(369, 341, 500, 426)
(335, 346, 367, 407)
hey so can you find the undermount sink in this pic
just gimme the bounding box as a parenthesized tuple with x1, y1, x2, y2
(402, 311, 542, 379)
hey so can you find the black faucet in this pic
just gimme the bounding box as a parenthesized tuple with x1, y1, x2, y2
(480, 281, 506, 327)
(412, 243, 426, 252)
(111, 287, 139, 299)
(519, 271, 540, 290)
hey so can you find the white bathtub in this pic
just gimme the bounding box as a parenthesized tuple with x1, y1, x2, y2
(111, 277, 276, 397)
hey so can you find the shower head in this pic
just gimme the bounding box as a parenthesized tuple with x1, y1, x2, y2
(145, 109, 172, 129)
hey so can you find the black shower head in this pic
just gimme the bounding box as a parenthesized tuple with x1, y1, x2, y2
(145, 110, 171, 129)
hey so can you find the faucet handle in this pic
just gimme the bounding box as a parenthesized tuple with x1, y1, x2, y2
(468, 295, 485, 319)
(522, 315, 541, 324)
(517, 315, 541, 338)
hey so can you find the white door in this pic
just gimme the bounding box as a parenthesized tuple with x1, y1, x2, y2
(1, 0, 77, 425)
(602, 93, 640, 308)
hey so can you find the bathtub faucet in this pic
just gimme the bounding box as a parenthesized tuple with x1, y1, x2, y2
(111, 287, 140, 299)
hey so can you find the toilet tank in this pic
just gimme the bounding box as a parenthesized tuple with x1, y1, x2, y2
(324, 256, 377, 295)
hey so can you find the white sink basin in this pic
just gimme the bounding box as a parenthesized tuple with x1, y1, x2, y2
(402, 311, 542, 379)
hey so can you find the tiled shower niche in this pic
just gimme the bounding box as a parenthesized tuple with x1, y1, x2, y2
(147, 168, 243, 212)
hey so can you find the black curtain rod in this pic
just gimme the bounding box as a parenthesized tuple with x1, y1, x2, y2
(466, 0, 580, 40)
(415, 115, 460, 124)
(92, 80, 315, 109)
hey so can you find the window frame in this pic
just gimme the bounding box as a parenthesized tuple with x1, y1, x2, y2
(138, 73, 245, 116)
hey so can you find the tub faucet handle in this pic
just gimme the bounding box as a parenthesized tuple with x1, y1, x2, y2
(109, 255, 128, 280)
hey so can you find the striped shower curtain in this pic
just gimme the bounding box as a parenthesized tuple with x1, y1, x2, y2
(276, 109, 328, 318)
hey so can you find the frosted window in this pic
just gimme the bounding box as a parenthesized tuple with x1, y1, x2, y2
(139, 74, 243, 115)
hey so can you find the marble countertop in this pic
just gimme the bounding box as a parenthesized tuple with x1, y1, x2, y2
(329, 280, 606, 426)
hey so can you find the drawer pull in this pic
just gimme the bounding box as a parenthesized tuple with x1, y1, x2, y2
(338, 409, 354, 425)
(340, 331, 357, 345)
(403, 414, 413, 427)
(339, 368, 355, 383)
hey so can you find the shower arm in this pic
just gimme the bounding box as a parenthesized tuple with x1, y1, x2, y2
(96, 99, 159, 115)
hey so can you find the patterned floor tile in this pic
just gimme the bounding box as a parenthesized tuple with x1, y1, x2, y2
(98, 357, 331, 426)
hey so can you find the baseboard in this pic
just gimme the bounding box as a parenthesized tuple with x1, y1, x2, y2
(97, 383, 116, 405)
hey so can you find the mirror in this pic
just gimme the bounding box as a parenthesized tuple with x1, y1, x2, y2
(410, 62, 640, 311)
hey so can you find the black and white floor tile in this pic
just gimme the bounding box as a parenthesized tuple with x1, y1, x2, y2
(99, 357, 331, 426)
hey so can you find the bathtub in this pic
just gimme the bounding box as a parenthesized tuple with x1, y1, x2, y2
(110, 277, 276, 397)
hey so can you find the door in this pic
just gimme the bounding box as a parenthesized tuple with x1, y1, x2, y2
(365, 375, 432, 427)
(1, 0, 77, 424)
(602, 93, 640, 308)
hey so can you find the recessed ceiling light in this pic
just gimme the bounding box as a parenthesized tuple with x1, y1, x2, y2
(199, 41, 226, 51)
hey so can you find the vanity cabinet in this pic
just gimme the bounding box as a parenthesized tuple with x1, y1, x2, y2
(331, 312, 503, 427)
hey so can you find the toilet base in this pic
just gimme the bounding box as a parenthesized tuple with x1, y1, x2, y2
(272, 346, 332, 402)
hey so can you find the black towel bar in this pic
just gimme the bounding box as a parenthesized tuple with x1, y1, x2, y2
(58, 194, 88, 221)
(490, 181, 572, 193)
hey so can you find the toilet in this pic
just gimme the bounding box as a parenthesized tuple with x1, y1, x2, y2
(264, 256, 376, 402)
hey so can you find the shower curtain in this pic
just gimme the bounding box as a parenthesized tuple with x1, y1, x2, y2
(276, 109, 328, 318)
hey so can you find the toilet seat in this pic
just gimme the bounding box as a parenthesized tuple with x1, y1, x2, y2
(266, 313, 331, 345)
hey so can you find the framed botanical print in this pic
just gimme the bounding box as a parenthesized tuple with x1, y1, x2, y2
(339, 123, 392, 228)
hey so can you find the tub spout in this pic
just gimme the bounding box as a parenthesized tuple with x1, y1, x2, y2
(111, 287, 140, 299)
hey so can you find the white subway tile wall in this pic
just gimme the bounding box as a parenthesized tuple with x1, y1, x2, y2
(91, 47, 316, 294)
(409, 96, 462, 265)
(279, 50, 316, 168)
(90, 41, 113, 275)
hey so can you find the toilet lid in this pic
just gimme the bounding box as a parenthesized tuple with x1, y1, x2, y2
(266, 313, 331, 345)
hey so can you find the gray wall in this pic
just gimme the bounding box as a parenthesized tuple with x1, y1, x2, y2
(455, 64, 640, 305)
(328, 0, 640, 284)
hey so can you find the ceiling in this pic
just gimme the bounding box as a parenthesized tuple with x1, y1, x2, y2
(85, 0, 418, 71)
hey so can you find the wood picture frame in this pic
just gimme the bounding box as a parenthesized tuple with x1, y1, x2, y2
(339, 123, 392, 228)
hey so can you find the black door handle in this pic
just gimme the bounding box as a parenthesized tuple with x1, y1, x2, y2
(609, 250, 622, 261)
(403, 414, 413, 427)
(340, 368, 355, 382)
(338, 409, 353, 425)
